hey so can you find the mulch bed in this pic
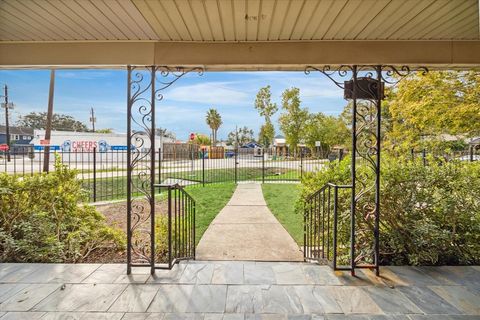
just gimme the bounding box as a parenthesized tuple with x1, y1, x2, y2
(83, 199, 168, 263)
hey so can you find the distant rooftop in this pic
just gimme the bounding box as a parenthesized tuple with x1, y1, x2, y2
(0, 125, 33, 135)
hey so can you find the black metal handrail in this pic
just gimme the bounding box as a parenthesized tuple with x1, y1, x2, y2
(304, 183, 352, 270)
(154, 183, 196, 269)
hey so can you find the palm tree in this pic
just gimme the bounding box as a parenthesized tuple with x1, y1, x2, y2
(205, 108, 222, 146)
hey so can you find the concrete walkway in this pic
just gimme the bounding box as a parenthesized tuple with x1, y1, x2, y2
(196, 183, 303, 261)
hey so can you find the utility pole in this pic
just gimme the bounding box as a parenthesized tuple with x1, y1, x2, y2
(235, 125, 239, 149)
(43, 70, 55, 172)
(2, 85, 11, 161)
(90, 107, 96, 132)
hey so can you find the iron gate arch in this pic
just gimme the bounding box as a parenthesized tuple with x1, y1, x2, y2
(126, 65, 203, 274)
(125, 64, 427, 276)
(304, 65, 428, 276)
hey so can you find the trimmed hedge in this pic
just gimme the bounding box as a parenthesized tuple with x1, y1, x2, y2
(0, 158, 125, 262)
(299, 155, 480, 265)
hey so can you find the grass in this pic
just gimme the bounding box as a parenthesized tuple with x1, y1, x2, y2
(185, 183, 236, 244)
(81, 167, 301, 202)
(165, 167, 300, 183)
(262, 183, 304, 245)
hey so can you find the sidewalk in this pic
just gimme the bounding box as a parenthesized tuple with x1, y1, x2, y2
(196, 183, 303, 261)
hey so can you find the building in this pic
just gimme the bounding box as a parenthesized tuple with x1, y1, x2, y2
(0, 125, 34, 152)
(31, 129, 175, 152)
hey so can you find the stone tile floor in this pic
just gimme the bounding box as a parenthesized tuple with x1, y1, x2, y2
(0, 261, 479, 319)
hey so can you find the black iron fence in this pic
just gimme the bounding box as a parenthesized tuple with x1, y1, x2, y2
(158, 147, 333, 186)
(1, 146, 332, 203)
(3, 145, 475, 203)
(304, 183, 352, 270)
(410, 147, 479, 164)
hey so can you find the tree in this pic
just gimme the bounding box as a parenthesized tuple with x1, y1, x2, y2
(96, 128, 113, 134)
(192, 133, 211, 146)
(278, 88, 309, 154)
(226, 126, 254, 147)
(155, 127, 176, 139)
(205, 108, 222, 146)
(258, 122, 275, 147)
(304, 112, 350, 156)
(254, 86, 278, 147)
(17, 112, 88, 131)
(384, 71, 480, 151)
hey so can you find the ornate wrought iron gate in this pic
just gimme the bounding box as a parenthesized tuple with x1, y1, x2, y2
(304, 65, 427, 276)
(126, 66, 202, 274)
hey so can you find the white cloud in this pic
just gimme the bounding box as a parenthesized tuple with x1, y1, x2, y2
(57, 71, 115, 80)
(165, 82, 249, 106)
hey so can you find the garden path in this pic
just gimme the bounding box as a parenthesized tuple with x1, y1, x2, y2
(196, 183, 303, 261)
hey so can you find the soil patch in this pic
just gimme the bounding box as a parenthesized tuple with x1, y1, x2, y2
(83, 198, 168, 263)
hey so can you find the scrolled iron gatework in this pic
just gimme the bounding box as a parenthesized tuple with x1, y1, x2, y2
(127, 65, 203, 274)
(305, 65, 428, 276)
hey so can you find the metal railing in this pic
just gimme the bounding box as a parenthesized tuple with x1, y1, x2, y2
(159, 147, 331, 186)
(304, 183, 352, 270)
(154, 183, 196, 269)
(410, 147, 479, 165)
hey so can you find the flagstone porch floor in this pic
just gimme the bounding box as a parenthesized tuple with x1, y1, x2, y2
(0, 261, 479, 320)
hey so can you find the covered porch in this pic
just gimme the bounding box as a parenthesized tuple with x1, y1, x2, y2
(1, 0, 480, 318)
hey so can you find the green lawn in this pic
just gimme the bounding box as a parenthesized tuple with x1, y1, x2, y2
(185, 183, 236, 244)
(262, 183, 304, 245)
(82, 167, 300, 202)
(165, 167, 300, 183)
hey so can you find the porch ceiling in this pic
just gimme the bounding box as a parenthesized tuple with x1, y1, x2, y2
(0, 0, 479, 69)
(1, 0, 478, 42)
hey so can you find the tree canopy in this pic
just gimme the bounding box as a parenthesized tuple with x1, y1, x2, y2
(384, 71, 480, 150)
(278, 87, 309, 153)
(226, 126, 254, 147)
(304, 112, 350, 156)
(16, 112, 88, 132)
(192, 133, 211, 146)
(255, 86, 278, 147)
(205, 108, 222, 146)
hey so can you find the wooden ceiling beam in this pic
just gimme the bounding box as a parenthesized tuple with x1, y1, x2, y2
(1, 40, 479, 69)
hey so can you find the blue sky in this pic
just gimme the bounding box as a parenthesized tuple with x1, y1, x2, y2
(0, 69, 346, 141)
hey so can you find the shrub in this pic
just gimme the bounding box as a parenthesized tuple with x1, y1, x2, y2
(0, 157, 125, 263)
(300, 155, 480, 265)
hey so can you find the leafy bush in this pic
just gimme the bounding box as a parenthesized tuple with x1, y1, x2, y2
(0, 157, 125, 263)
(300, 155, 480, 265)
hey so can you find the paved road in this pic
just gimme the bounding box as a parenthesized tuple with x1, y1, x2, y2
(196, 183, 304, 261)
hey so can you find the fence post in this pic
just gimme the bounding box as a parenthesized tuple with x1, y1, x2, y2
(234, 148, 238, 184)
(262, 148, 265, 183)
(158, 147, 162, 193)
(411, 148, 415, 161)
(93, 147, 97, 202)
(202, 149, 205, 187)
(338, 149, 344, 161)
(333, 186, 338, 270)
(300, 150, 304, 180)
(422, 149, 426, 166)
(167, 186, 172, 268)
(470, 145, 474, 162)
